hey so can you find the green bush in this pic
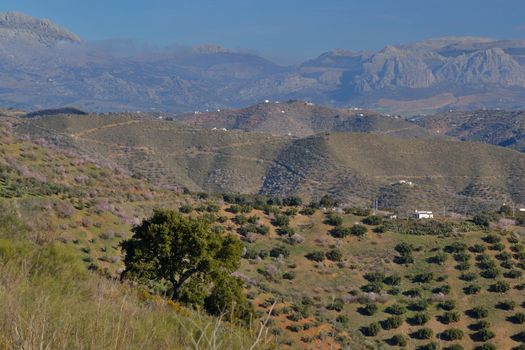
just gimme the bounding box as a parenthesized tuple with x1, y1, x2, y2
(305, 251, 325, 262)
(412, 327, 433, 339)
(351, 224, 368, 237)
(441, 328, 464, 341)
(325, 249, 343, 262)
(381, 316, 403, 330)
(362, 215, 383, 225)
(464, 284, 481, 295)
(390, 334, 407, 346)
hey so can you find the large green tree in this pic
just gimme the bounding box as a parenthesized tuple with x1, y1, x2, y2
(121, 209, 250, 319)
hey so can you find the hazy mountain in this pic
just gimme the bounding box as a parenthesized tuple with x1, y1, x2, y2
(1, 13, 525, 114)
(0, 12, 80, 46)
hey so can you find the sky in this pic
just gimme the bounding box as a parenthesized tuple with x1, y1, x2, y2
(2, 0, 525, 63)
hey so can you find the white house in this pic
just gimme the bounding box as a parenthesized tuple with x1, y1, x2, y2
(520, 208, 525, 212)
(414, 210, 434, 219)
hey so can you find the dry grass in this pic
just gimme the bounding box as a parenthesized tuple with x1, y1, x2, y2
(0, 239, 273, 350)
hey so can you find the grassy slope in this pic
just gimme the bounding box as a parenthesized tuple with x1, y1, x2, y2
(0, 120, 267, 349)
(14, 113, 525, 214)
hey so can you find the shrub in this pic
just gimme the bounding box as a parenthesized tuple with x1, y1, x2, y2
(282, 271, 295, 280)
(473, 329, 495, 342)
(362, 322, 380, 336)
(445, 242, 468, 253)
(272, 214, 290, 227)
(384, 274, 401, 286)
(477, 344, 496, 350)
(504, 269, 522, 279)
(469, 306, 489, 319)
(447, 345, 464, 350)
(480, 267, 500, 279)
(326, 249, 343, 262)
(439, 300, 456, 311)
(413, 272, 434, 283)
(428, 252, 448, 265)
(412, 327, 433, 339)
(361, 303, 378, 316)
(490, 280, 510, 293)
(269, 246, 290, 258)
(409, 299, 429, 312)
(330, 226, 352, 238)
(441, 328, 464, 341)
(385, 304, 406, 315)
(390, 334, 407, 346)
(381, 316, 403, 330)
(363, 271, 385, 283)
(305, 251, 325, 262)
(439, 311, 460, 324)
(512, 312, 525, 324)
(473, 214, 491, 228)
(394, 242, 413, 254)
(409, 312, 430, 325)
(361, 282, 382, 293)
(464, 284, 481, 295)
(483, 234, 501, 244)
(418, 342, 439, 350)
(351, 224, 367, 237)
(326, 298, 344, 312)
(362, 215, 383, 225)
(325, 212, 343, 226)
(470, 244, 487, 253)
(497, 300, 516, 310)
(459, 272, 477, 281)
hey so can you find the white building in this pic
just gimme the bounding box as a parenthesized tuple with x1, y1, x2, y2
(414, 210, 434, 219)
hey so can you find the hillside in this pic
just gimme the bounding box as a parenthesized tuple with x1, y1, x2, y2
(0, 118, 270, 349)
(413, 110, 525, 153)
(175, 100, 437, 138)
(14, 112, 525, 214)
(4, 106, 525, 349)
(2, 14, 525, 113)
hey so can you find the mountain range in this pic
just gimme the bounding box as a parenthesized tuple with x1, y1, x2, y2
(2, 13, 525, 114)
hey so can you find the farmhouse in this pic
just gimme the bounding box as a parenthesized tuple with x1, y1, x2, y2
(414, 210, 434, 219)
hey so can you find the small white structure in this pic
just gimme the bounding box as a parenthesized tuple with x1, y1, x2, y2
(264, 99, 270, 103)
(520, 208, 525, 212)
(398, 180, 414, 186)
(414, 210, 434, 219)
(220, 128, 227, 131)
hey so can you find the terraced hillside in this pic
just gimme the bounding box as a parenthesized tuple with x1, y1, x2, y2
(414, 110, 525, 153)
(176, 100, 438, 138)
(13, 112, 525, 214)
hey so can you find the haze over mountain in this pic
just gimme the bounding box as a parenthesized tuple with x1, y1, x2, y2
(2, 13, 525, 114)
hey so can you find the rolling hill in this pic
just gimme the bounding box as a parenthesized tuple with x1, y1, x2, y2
(413, 109, 525, 153)
(13, 111, 525, 215)
(175, 100, 438, 138)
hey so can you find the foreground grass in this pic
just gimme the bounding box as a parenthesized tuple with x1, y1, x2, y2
(0, 239, 270, 350)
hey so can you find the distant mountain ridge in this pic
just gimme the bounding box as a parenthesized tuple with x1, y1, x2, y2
(1, 13, 525, 114)
(0, 12, 80, 45)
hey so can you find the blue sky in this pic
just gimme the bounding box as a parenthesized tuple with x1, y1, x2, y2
(2, 0, 525, 63)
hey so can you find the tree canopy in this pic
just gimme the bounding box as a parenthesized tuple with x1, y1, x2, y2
(121, 209, 252, 321)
